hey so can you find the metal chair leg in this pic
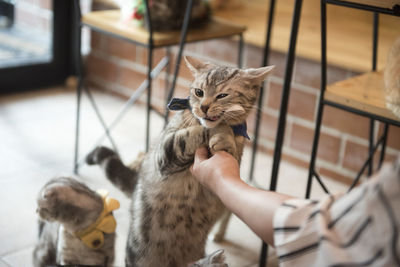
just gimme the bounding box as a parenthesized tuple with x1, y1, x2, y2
(249, 0, 276, 183)
(144, 0, 154, 152)
(145, 46, 153, 152)
(259, 1, 303, 266)
(306, 0, 327, 199)
(73, 0, 82, 174)
(74, 75, 83, 174)
(368, 119, 375, 175)
(163, 0, 194, 126)
(164, 47, 172, 103)
(378, 123, 389, 169)
(368, 12, 379, 176)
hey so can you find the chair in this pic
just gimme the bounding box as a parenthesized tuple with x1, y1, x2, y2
(244, 0, 305, 266)
(306, 0, 400, 197)
(72, 0, 246, 173)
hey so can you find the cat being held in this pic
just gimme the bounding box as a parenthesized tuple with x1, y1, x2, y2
(86, 56, 274, 267)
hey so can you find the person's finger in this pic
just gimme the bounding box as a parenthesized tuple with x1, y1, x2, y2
(194, 147, 209, 163)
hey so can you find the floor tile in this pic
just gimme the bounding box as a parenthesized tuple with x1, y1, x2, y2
(2, 245, 34, 267)
(0, 258, 11, 267)
(0, 172, 49, 255)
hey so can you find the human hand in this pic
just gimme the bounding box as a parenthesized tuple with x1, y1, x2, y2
(191, 146, 240, 193)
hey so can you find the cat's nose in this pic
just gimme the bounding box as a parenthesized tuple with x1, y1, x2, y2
(201, 105, 209, 114)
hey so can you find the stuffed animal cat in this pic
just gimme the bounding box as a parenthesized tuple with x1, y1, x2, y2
(384, 37, 400, 119)
(32, 177, 119, 267)
(86, 56, 274, 266)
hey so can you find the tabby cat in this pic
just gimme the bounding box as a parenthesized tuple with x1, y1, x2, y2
(385, 37, 400, 119)
(86, 56, 274, 266)
(33, 177, 119, 267)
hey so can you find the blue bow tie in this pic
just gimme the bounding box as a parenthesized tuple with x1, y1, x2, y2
(167, 97, 250, 140)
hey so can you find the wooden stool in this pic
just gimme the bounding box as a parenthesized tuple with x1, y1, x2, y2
(306, 0, 400, 197)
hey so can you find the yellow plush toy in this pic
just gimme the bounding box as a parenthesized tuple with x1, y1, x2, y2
(75, 190, 120, 249)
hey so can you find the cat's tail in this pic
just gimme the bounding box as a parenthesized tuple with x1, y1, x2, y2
(384, 37, 400, 119)
(86, 146, 143, 197)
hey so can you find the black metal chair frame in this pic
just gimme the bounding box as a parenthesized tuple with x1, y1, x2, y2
(306, 0, 400, 198)
(72, 0, 244, 173)
(245, 0, 304, 266)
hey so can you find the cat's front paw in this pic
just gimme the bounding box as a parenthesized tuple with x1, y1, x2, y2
(209, 135, 236, 157)
(208, 124, 237, 158)
(86, 146, 117, 165)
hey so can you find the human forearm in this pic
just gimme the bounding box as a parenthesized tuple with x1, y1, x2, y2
(191, 148, 295, 245)
(212, 174, 293, 246)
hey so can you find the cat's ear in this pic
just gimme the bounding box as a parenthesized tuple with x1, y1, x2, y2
(184, 56, 211, 75)
(242, 65, 275, 82)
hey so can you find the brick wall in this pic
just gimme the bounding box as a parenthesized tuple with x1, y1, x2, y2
(85, 20, 400, 185)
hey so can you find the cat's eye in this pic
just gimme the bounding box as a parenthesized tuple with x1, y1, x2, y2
(216, 93, 228, 99)
(194, 88, 204, 97)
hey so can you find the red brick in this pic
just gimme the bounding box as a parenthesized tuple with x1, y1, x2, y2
(245, 46, 285, 78)
(103, 35, 137, 61)
(153, 78, 190, 104)
(281, 153, 309, 170)
(379, 152, 398, 165)
(167, 55, 194, 82)
(294, 57, 355, 89)
(318, 167, 353, 186)
(387, 125, 400, 150)
(86, 55, 119, 82)
(245, 141, 274, 157)
(118, 67, 146, 89)
(90, 31, 103, 50)
(342, 140, 369, 172)
(182, 42, 200, 53)
(140, 47, 167, 67)
(202, 39, 241, 64)
(294, 57, 321, 89)
(151, 77, 167, 102)
(267, 82, 316, 121)
(290, 123, 341, 164)
(322, 106, 369, 139)
(266, 81, 281, 110)
(247, 110, 278, 142)
(244, 44, 264, 68)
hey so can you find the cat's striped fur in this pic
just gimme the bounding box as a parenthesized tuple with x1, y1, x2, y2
(86, 56, 274, 266)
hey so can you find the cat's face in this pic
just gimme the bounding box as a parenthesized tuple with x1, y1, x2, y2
(185, 56, 274, 128)
(37, 177, 104, 232)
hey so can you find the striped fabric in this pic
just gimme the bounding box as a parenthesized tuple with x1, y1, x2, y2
(273, 158, 400, 267)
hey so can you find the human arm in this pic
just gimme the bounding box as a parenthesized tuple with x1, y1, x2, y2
(190, 147, 294, 246)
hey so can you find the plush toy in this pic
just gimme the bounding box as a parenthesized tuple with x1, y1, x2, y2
(33, 177, 119, 267)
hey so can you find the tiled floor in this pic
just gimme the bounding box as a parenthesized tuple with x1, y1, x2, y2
(0, 85, 346, 267)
